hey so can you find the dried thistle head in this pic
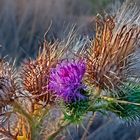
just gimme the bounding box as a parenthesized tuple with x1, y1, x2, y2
(0, 59, 19, 109)
(20, 41, 68, 107)
(85, 2, 140, 92)
(0, 59, 21, 139)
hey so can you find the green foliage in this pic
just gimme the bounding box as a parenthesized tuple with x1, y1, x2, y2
(106, 83, 140, 122)
(63, 99, 90, 124)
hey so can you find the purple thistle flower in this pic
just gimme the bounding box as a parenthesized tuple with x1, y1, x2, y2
(49, 60, 86, 102)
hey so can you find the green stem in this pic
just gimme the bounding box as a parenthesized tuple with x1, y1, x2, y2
(13, 101, 33, 124)
(14, 102, 51, 140)
(100, 96, 140, 106)
(14, 102, 42, 140)
(30, 123, 42, 140)
(30, 109, 50, 140)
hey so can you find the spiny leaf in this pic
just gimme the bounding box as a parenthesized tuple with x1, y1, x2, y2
(63, 99, 90, 124)
(105, 82, 140, 123)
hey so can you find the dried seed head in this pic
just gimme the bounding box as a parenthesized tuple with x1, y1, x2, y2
(0, 59, 19, 109)
(85, 2, 140, 91)
(20, 41, 66, 106)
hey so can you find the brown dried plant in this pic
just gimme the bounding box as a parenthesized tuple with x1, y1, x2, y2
(85, 2, 140, 92)
(0, 58, 21, 139)
(20, 39, 70, 112)
(0, 59, 20, 110)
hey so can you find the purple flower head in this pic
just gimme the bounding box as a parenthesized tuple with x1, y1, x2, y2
(49, 59, 86, 103)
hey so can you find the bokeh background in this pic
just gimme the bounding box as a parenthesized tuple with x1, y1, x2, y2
(1, 0, 140, 140)
(0, 0, 123, 63)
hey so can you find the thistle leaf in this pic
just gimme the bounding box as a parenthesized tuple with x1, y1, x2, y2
(105, 83, 140, 123)
(63, 99, 90, 124)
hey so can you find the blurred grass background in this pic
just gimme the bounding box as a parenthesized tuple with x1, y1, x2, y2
(1, 0, 140, 140)
(0, 0, 121, 64)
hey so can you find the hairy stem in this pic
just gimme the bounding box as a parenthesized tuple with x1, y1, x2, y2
(101, 96, 140, 106)
(13, 101, 33, 124)
(30, 123, 42, 140)
(13, 102, 43, 140)
(30, 109, 50, 140)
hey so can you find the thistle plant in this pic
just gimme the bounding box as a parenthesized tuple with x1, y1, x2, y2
(49, 60, 87, 102)
(1, 0, 140, 140)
